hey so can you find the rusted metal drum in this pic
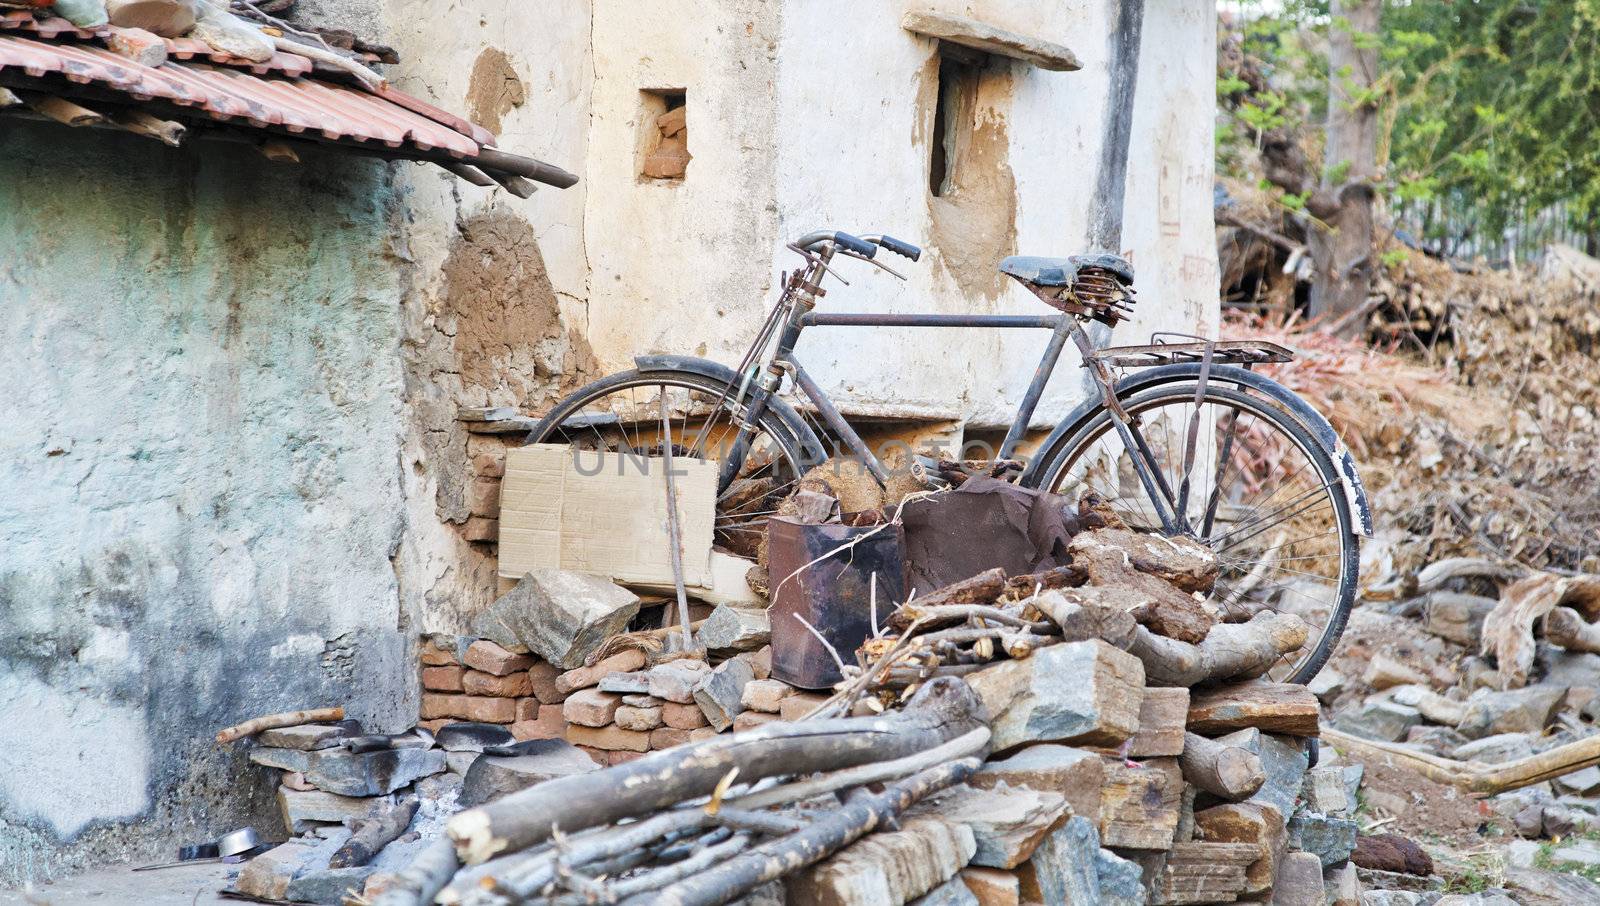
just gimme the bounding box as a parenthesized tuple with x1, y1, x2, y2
(766, 516, 908, 690)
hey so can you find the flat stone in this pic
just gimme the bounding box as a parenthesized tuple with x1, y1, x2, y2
(615, 704, 663, 731)
(964, 640, 1144, 751)
(258, 723, 354, 750)
(909, 785, 1068, 869)
(1549, 838, 1600, 867)
(1240, 731, 1309, 822)
(462, 639, 535, 675)
(779, 691, 829, 722)
(597, 671, 652, 694)
(1015, 815, 1100, 906)
(741, 678, 795, 713)
(1504, 864, 1600, 905)
(1456, 686, 1565, 739)
(694, 657, 755, 731)
(1332, 699, 1423, 742)
(556, 649, 648, 695)
(1288, 811, 1358, 868)
(250, 746, 311, 773)
(957, 867, 1019, 906)
(1554, 764, 1600, 795)
(900, 9, 1080, 71)
(445, 751, 479, 775)
(1452, 733, 1536, 765)
(1094, 847, 1144, 906)
(647, 659, 713, 703)
(1424, 592, 1496, 646)
(277, 787, 387, 834)
(567, 724, 651, 752)
(302, 747, 446, 797)
(472, 568, 641, 669)
(1504, 839, 1541, 869)
(696, 604, 771, 652)
(908, 876, 981, 906)
(1309, 668, 1347, 702)
(459, 739, 599, 806)
(662, 699, 710, 729)
(1405, 725, 1469, 755)
(563, 688, 623, 727)
(435, 722, 516, 752)
(969, 743, 1103, 821)
(786, 815, 975, 906)
(234, 830, 352, 901)
(285, 866, 376, 905)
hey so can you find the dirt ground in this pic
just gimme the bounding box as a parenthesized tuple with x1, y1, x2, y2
(1353, 751, 1501, 847)
(0, 861, 234, 906)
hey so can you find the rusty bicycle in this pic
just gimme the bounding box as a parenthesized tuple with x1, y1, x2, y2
(527, 229, 1371, 682)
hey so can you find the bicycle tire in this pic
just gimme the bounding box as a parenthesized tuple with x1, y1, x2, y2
(1029, 382, 1358, 684)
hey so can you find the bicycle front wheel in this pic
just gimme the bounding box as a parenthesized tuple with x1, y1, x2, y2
(1032, 383, 1358, 683)
(525, 369, 810, 559)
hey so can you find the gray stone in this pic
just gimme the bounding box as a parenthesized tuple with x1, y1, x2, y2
(1452, 733, 1536, 765)
(473, 568, 641, 669)
(1303, 766, 1354, 815)
(1333, 700, 1423, 742)
(250, 746, 311, 773)
(1456, 687, 1565, 739)
(1423, 593, 1496, 647)
(907, 876, 981, 906)
(1432, 894, 1517, 906)
(696, 605, 771, 652)
(647, 659, 713, 703)
(1504, 864, 1600, 905)
(785, 815, 974, 906)
(234, 829, 352, 901)
(435, 722, 515, 752)
(598, 671, 653, 694)
(257, 723, 354, 750)
(1405, 725, 1469, 755)
(445, 751, 479, 775)
(459, 739, 600, 807)
(1355, 866, 1441, 893)
(1288, 811, 1358, 868)
(693, 657, 755, 731)
(302, 747, 446, 797)
(1275, 850, 1327, 906)
(1554, 764, 1600, 795)
(1327, 861, 1362, 906)
(963, 640, 1144, 751)
(909, 784, 1068, 870)
(277, 787, 387, 834)
(1243, 731, 1309, 822)
(1539, 650, 1600, 688)
(1342, 764, 1366, 811)
(1549, 838, 1600, 867)
(969, 743, 1104, 820)
(1094, 847, 1144, 906)
(285, 866, 377, 905)
(1018, 815, 1101, 906)
(1362, 893, 1423, 906)
(1504, 839, 1541, 869)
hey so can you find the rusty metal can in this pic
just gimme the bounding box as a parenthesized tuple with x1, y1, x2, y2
(765, 516, 908, 689)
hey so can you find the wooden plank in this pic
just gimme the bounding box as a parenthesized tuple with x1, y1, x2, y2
(1186, 682, 1319, 737)
(900, 9, 1081, 71)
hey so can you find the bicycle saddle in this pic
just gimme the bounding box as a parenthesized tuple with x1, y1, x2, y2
(998, 253, 1134, 287)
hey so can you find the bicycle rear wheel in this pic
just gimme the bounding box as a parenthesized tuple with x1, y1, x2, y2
(1032, 383, 1358, 683)
(524, 369, 809, 559)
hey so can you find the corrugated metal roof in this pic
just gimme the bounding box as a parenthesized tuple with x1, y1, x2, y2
(0, 14, 575, 191)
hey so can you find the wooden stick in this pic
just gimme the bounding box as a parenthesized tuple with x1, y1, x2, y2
(1180, 731, 1266, 800)
(370, 837, 459, 906)
(271, 35, 386, 90)
(1322, 727, 1600, 797)
(727, 727, 990, 810)
(21, 93, 103, 127)
(215, 706, 344, 744)
(628, 759, 978, 906)
(1127, 611, 1308, 687)
(331, 799, 418, 868)
(109, 110, 186, 147)
(446, 678, 983, 863)
(1544, 607, 1600, 654)
(659, 395, 694, 650)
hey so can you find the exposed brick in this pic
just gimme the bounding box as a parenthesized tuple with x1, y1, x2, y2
(661, 700, 710, 730)
(464, 516, 498, 542)
(510, 704, 567, 741)
(740, 679, 795, 714)
(732, 711, 780, 732)
(616, 705, 663, 731)
(420, 644, 458, 667)
(779, 692, 830, 722)
(467, 434, 509, 459)
(105, 27, 167, 67)
(422, 666, 465, 692)
(650, 727, 692, 750)
(563, 689, 622, 728)
(567, 724, 650, 752)
(421, 693, 468, 720)
(462, 696, 517, 724)
(463, 640, 533, 676)
(419, 718, 452, 733)
(689, 727, 721, 742)
(738, 646, 773, 680)
(607, 750, 645, 765)
(471, 451, 506, 478)
(466, 477, 501, 517)
(556, 650, 648, 695)
(463, 669, 533, 698)
(528, 660, 565, 705)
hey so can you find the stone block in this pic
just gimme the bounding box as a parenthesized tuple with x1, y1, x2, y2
(1456, 687, 1565, 739)
(287, 866, 377, 905)
(566, 724, 651, 752)
(739, 646, 773, 680)
(963, 640, 1144, 751)
(969, 744, 1103, 828)
(779, 691, 830, 721)
(277, 788, 385, 834)
(422, 666, 465, 692)
(1245, 731, 1310, 822)
(105, 0, 195, 38)
(555, 650, 647, 695)
(472, 569, 641, 669)
(741, 678, 795, 713)
(1187, 681, 1320, 736)
(615, 704, 663, 731)
(563, 688, 623, 727)
(459, 739, 599, 806)
(1093, 847, 1143, 906)
(510, 703, 568, 742)
(650, 727, 692, 749)
(1273, 851, 1327, 906)
(420, 642, 457, 666)
(1126, 686, 1188, 757)
(1424, 592, 1496, 646)
(1288, 811, 1358, 868)
(1015, 815, 1100, 906)
(786, 815, 975, 906)
(1194, 801, 1285, 894)
(694, 657, 755, 731)
(1303, 765, 1355, 815)
(689, 727, 721, 742)
(258, 723, 353, 751)
(528, 660, 566, 704)
(958, 867, 1019, 906)
(732, 710, 780, 732)
(1453, 732, 1536, 765)
(463, 640, 535, 676)
(910, 785, 1068, 869)
(445, 751, 479, 775)
(461, 696, 517, 724)
(463, 669, 533, 698)
(463, 516, 498, 542)
(696, 604, 771, 651)
(647, 659, 713, 703)
(420, 693, 469, 721)
(250, 747, 311, 773)
(234, 830, 351, 901)
(598, 672, 652, 694)
(1097, 756, 1182, 850)
(662, 699, 711, 729)
(301, 747, 445, 797)
(1326, 861, 1362, 906)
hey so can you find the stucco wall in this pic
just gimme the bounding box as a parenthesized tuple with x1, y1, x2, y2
(0, 125, 413, 882)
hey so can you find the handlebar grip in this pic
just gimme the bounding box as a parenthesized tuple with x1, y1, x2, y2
(831, 231, 877, 258)
(874, 235, 922, 261)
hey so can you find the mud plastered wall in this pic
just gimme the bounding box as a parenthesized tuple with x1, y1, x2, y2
(0, 125, 412, 882)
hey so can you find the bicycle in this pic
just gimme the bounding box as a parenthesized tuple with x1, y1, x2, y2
(526, 229, 1373, 683)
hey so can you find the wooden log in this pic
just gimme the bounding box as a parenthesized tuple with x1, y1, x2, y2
(1022, 591, 1137, 648)
(1187, 682, 1319, 737)
(1179, 731, 1266, 800)
(1002, 563, 1086, 598)
(890, 568, 1008, 629)
(1098, 755, 1184, 850)
(1324, 726, 1600, 797)
(216, 707, 345, 744)
(22, 93, 103, 127)
(447, 678, 984, 863)
(369, 837, 458, 906)
(331, 798, 418, 868)
(108, 109, 185, 146)
(627, 759, 978, 906)
(1126, 611, 1308, 687)
(1544, 607, 1600, 654)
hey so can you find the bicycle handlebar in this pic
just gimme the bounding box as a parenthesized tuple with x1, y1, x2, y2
(794, 230, 923, 262)
(866, 234, 921, 262)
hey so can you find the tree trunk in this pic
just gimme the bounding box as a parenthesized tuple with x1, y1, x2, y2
(1180, 732, 1267, 800)
(1308, 0, 1380, 335)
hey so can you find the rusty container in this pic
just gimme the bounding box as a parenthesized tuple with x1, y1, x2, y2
(766, 516, 908, 690)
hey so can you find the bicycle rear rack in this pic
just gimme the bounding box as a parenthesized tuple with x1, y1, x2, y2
(1088, 338, 1295, 369)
